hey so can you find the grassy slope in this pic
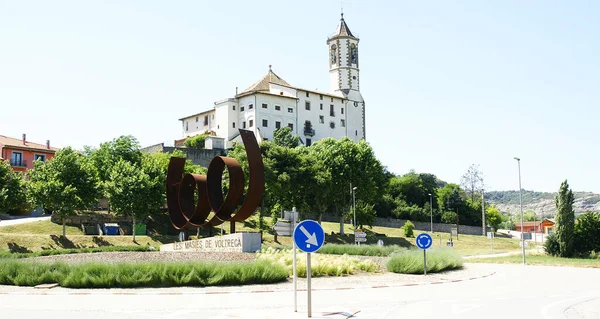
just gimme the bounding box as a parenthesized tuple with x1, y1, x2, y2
(1, 216, 523, 256)
(0, 220, 170, 253)
(467, 253, 600, 268)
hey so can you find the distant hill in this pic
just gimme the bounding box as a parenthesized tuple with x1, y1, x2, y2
(486, 190, 600, 218)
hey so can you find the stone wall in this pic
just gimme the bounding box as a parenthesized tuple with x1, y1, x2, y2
(163, 147, 225, 168)
(50, 211, 140, 226)
(372, 218, 490, 236)
(141, 144, 226, 168)
(320, 214, 488, 236)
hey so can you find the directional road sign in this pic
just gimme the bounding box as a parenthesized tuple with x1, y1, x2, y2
(354, 232, 367, 238)
(293, 220, 325, 253)
(273, 220, 293, 237)
(416, 233, 433, 250)
(355, 237, 367, 243)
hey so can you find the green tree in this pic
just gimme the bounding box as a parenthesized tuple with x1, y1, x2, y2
(523, 211, 537, 222)
(184, 134, 208, 149)
(573, 212, 600, 256)
(349, 200, 376, 229)
(87, 136, 143, 212)
(273, 127, 300, 148)
(437, 184, 464, 217)
(0, 160, 28, 214)
(554, 180, 575, 257)
(485, 205, 503, 232)
(460, 164, 484, 202)
(106, 159, 157, 242)
(310, 138, 385, 235)
(27, 147, 98, 237)
(402, 220, 415, 238)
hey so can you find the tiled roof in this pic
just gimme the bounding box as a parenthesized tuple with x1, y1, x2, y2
(238, 68, 291, 95)
(178, 108, 215, 121)
(0, 135, 59, 152)
(330, 14, 356, 39)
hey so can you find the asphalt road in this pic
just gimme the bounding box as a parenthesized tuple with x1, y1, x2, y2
(0, 263, 598, 319)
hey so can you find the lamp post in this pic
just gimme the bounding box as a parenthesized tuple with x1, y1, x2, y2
(428, 193, 433, 233)
(352, 187, 357, 232)
(514, 157, 526, 265)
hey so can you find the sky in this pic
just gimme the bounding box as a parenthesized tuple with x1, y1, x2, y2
(1, 1, 599, 193)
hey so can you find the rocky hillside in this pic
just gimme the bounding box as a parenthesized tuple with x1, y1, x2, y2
(486, 190, 600, 218)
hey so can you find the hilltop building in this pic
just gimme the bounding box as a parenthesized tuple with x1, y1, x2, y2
(178, 14, 366, 148)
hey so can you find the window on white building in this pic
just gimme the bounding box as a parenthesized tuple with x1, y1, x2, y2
(319, 115, 324, 124)
(288, 108, 293, 113)
(204, 116, 208, 126)
(320, 94, 323, 100)
(341, 107, 344, 114)
(305, 101, 310, 110)
(330, 122, 335, 129)
(306, 92, 309, 98)
(186, 122, 188, 131)
(243, 121, 246, 129)
(341, 119, 345, 127)
(196, 116, 198, 122)
(262, 119, 268, 127)
(306, 138, 312, 146)
(331, 97, 334, 102)
(330, 105, 335, 117)
(233, 105, 236, 110)
(275, 105, 281, 111)
(249, 119, 254, 127)
(288, 123, 294, 130)
(354, 101, 358, 107)
(275, 121, 281, 129)
(355, 130, 358, 136)
(232, 122, 236, 128)
(320, 103, 323, 110)
(262, 103, 267, 109)
(241, 105, 245, 112)
(249, 104, 254, 109)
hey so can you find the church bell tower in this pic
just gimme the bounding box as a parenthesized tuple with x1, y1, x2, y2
(328, 13, 360, 94)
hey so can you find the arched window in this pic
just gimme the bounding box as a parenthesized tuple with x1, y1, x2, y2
(350, 43, 358, 64)
(330, 45, 337, 65)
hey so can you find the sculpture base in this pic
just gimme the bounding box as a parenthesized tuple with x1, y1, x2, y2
(160, 232, 262, 253)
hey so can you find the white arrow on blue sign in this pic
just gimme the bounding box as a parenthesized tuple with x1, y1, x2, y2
(293, 220, 325, 253)
(416, 233, 433, 250)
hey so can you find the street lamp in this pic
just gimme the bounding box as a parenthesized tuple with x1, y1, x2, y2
(428, 193, 433, 233)
(352, 187, 357, 233)
(514, 157, 526, 265)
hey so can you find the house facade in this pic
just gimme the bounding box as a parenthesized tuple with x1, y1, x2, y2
(179, 14, 366, 148)
(0, 134, 59, 173)
(515, 219, 555, 234)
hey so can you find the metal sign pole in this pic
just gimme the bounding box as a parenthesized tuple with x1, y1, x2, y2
(293, 216, 297, 312)
(307, 252, 312, 318)
(423, 249, 427, 275)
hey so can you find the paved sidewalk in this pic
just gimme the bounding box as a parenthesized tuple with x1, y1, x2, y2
(0, 215, 50, 227)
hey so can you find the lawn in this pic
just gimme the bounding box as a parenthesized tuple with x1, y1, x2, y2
(467, 253, 600, 268)
(1, 215, 525, 257)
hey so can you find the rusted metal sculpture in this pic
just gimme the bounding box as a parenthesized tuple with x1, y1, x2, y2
(166, 129, 264, 232)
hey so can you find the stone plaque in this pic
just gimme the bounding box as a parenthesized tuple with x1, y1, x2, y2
(160, 232, 262, 253)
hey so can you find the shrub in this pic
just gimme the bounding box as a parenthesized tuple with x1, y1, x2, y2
(544, 233, 560, 257)
(573, 212, 600, 256)
(184, 134, 208, 149)
(402, 220, 415, 238)
(386, 248, 463, 274)
(317, 244, 406, 257)
(256, 247, 379, 277)
(0, 259, 287, 288)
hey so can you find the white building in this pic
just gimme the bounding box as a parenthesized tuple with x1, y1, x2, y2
(179, 14, 365, 148)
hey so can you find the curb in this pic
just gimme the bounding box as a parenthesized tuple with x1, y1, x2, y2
(0, 272, 495, 296)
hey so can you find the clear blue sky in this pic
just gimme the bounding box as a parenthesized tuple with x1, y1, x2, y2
(1, 1, 599, 193)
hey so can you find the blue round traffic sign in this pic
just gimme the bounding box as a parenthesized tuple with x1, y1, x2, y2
(293, 220, 325, 253)
(416, 233, 433, 250)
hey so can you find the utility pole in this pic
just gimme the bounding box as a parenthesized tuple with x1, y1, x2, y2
(482, 189, 486, 236)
